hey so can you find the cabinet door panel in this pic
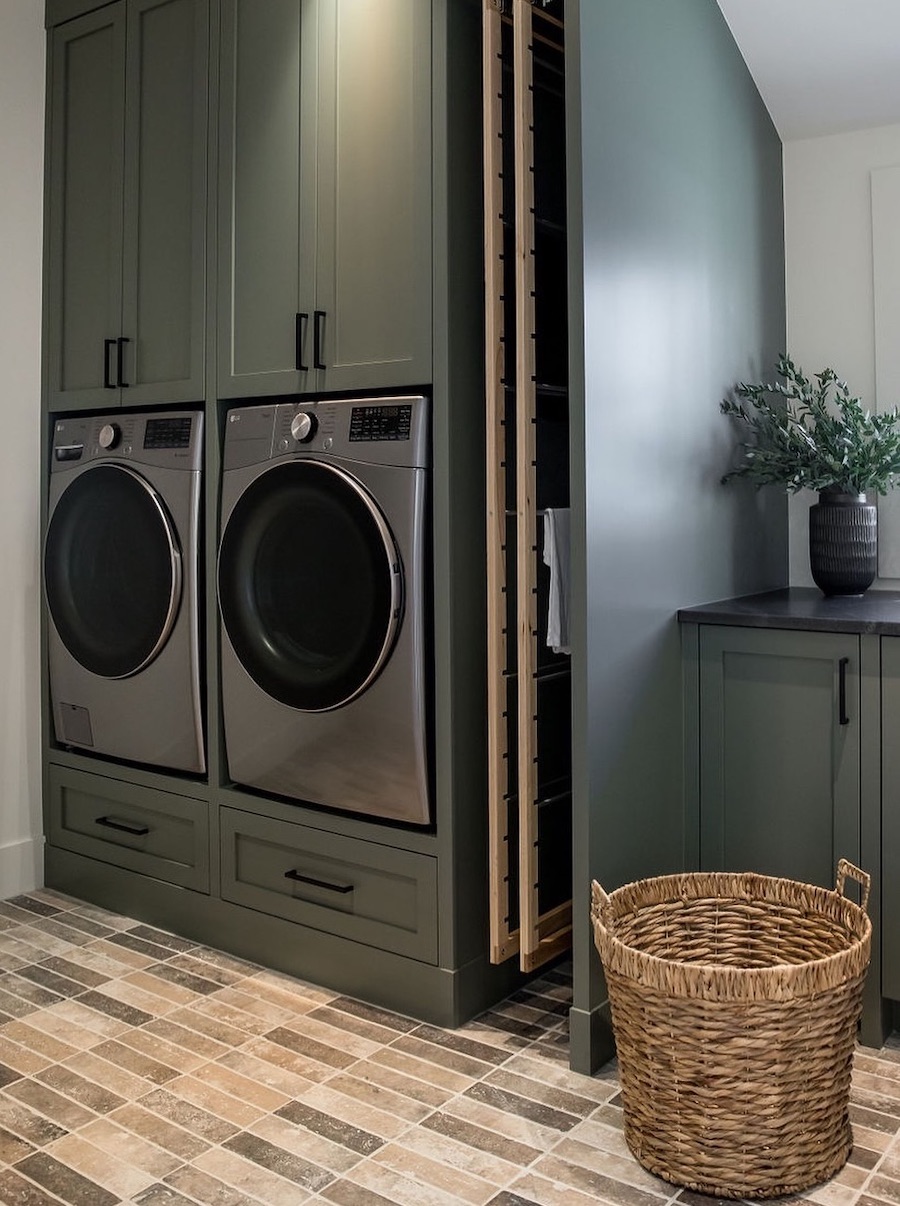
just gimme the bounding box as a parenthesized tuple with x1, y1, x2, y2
(699, 626, 860, 889)
(122, 0, 208, 403)
(882, 637, 900, 997)
(217, 0, 307, 398)
(47, 5, 126, 410)
(314, 0, 432, 391)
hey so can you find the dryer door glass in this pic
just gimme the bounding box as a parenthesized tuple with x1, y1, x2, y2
(218, 460, 403, 711)
(44, 464, 183, 679)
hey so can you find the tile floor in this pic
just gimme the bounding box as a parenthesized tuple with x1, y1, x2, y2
(0, 889, 899, 1206)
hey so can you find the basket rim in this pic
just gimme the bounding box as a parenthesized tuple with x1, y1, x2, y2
(591, 870, 872, 1002)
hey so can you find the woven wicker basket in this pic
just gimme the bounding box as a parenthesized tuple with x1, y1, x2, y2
(590, 860, 871, 1200)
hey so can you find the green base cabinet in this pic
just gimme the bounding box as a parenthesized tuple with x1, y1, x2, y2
(697, 625, 861, 885)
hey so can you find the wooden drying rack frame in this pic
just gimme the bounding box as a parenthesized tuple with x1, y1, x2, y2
(483, 0, 572, 973)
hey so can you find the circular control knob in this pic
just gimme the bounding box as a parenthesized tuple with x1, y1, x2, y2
(98, 422, 121, 450)
(290, 411, 318, 443)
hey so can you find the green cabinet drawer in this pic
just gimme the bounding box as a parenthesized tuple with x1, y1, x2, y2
(48, 765, 209, 891)
(220, 808, 438, 963)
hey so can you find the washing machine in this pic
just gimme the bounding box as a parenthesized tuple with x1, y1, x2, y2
(217, 395, 430, 825)
(44, 410, 205, 773)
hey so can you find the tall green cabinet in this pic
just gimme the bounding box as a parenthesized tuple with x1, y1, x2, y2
(40, 0, 504, 1031)
(46, 0, 208, 411)
(216, 0, 433, 399)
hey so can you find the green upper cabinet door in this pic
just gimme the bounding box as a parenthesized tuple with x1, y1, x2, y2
(46, 0, 208, 411)
(217, 0, 432, 399)
(698, 626, 861, 890)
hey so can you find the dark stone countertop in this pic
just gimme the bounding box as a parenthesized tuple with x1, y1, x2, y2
(677, 587, 900, 636)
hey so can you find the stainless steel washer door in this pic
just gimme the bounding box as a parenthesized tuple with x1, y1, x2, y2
(44, 463, 183, 679)
(218, 459, 404, 712)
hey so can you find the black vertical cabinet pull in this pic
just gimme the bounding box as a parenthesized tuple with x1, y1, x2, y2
(295, 312, 308, 371)
(838, 656, 850, 725)
(116, 336, 130, 387)
(103, 339, 116, 388)
(313, 309, 326, 370)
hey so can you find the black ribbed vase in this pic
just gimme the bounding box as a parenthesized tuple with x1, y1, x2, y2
(808, 491, 877, 596)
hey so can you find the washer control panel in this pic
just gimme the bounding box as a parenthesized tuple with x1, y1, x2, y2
(50, 411, 203, 473)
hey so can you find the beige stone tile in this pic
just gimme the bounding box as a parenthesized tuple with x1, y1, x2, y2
(370, 1139, 500, 1205)
(249, 1110, 363, 1175)
(206, 984, 298, 1028)
(96, 975, 181, 1017)
(45, 1131, 157, 1199)
(280, 1012, 381, 1061)
(336, 1156, 487, 1206)
(299, 1083, 415, 1141)
(78, 1116, 184, 1178)
(163, 1161, 277, 1206)
(141, 1014, 233, 1061)
(91, 937, 159, 968)
(192, 1143, 321, 1204)
(0, 1032, 54, 1076)
(4, 1077, 98, 1130)
(117, 1022, 212, 1073)
(53, 944, 145, 981)
(804, 1178, 865, 1206)
(504, 1169, 622, 1206)
(248, 969, 336, 1010)
(322, 1070, 434, 1125)
(107, 1101, 212, 1161)
(548, 1133, 672, 1195)
(343, 1057, 455, 1110)
(188, 993, 277, 1038)
(122, 968, 200, 1008)
(161, 1005, 250, 1050)
(0, 1092, 68, 1146)
(443, 1088, 575, 1152)
(383, 1118, 519, 1185)
(33, 998, 131, 1042)
(855, 1125, 896, 1155)
(191, 1057, 291, 1112)
(503, 1051, 621, 1105)
(0, 1019, 80, 1062)
(239, 1035, 336, 1084)
(15, 924, 81, 960)
(62, 1048, 158, 1101)
(215, 1047, 316, 1099)
(70, 903, 138, 931)
(369, 1044, 476, 1094)
(160, 1072, 267, 1129)
(0, 934, 51, 965)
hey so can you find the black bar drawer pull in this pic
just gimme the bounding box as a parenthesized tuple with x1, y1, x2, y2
(295, 312, 308, 372)
(116, 336, 130, 387)
(103, 339, 116, 388)
(95, 815, 150, 836)
(838, 656, 850, 725)
(313, 309, 326, 370)
(284, 868, 353, 894)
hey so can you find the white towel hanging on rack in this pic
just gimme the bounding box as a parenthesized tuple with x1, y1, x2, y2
(542, 508, 571, 655)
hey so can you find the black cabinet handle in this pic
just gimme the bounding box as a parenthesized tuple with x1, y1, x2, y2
(103, 339, 116, 388)
(295, 312, 309, 372)
(838, 657, 850, 725)
(284, 868, 353, 894)
(313, 309, 326, 370)
(95, 815, 150, 836)
(116, 336, 130, 387)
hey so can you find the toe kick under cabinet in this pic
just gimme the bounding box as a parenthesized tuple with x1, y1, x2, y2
(680, 588, 900, 1047)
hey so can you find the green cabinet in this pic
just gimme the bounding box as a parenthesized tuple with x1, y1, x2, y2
(216, 0, 432, 398)
(697, 625, 861, 887)
(881, 637, 900, 999)
(46, 0, 207, 410)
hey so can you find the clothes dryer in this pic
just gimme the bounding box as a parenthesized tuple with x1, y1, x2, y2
(44, 410, 205, 773)
(217, 396, 430, 825)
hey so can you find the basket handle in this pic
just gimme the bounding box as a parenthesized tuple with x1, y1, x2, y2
(836, 858, 870, 912)
(591, 880, 610, 912)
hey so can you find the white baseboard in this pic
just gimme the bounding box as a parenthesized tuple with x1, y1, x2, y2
(0, 835, 43, 897)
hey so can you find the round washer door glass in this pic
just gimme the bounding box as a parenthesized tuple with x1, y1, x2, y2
(218, 459, 403, 712)
(44, 463, 183, 679)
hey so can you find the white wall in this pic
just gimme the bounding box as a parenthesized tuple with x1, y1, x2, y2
(0, 1, 46, 894)
(784, 122, 900, 585)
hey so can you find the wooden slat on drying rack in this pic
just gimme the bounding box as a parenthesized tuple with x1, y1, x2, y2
(483, 0, 518, 965)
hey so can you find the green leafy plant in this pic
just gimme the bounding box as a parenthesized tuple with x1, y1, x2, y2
(721, 354, 900, 496)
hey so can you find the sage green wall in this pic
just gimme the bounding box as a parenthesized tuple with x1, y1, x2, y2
(566, 0, 787, 1071)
